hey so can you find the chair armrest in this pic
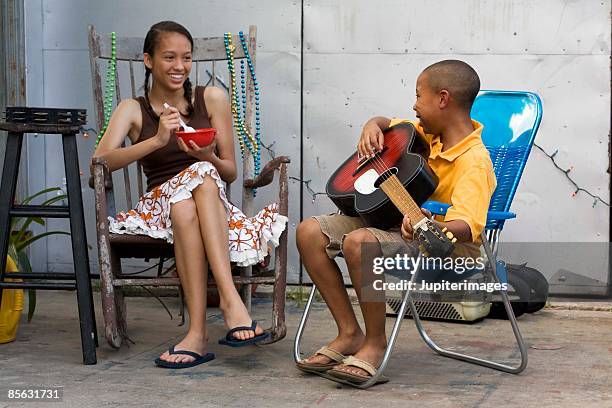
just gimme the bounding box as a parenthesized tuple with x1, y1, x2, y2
(90, 156, 114, 225)
(422, 200, 450, 216)
(89, 157, 113, 189)
(243, 156, 291, 189)
(423, 200, 516, 222)
(486, 211, 516, 221)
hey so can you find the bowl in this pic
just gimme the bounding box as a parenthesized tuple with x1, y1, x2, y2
(176, 128, 216, 147)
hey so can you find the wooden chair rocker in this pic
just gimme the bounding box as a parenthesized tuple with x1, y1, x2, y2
(88, 25, 289, 349)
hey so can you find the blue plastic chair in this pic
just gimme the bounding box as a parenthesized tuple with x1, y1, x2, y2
(417, 90, 543, 375)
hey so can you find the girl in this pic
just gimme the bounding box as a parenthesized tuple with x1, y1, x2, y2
(93, 21, 287, 369)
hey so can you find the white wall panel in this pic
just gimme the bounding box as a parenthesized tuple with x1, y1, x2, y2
(304, 0, 610, 55)
(42, 0, 300, 52)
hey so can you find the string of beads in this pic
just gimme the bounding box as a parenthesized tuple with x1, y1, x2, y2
(223, 32, 262, 182)
(95, 32, 116, 147)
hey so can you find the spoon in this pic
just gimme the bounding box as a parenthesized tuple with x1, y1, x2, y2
(163, 102, 195, 132)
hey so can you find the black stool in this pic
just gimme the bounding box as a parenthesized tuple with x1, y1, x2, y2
(0, 107, 97, 364)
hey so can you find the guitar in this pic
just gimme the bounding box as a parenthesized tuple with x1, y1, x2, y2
(326, 122, 456, 258)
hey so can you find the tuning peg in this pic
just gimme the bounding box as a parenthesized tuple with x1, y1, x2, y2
(446, 231, 454, 239)
(423, 251, 429, 257)
(418, 244, 425, 254)
(451, 238, 457, 243)
(442, 227, 448, 232)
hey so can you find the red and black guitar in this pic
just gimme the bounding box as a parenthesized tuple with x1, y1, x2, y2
(326, 122, 456, 258)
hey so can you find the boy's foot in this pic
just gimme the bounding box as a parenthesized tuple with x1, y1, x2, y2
(220, 299, 265, 341)
(300, 332, 365, 366)
(329, 342, 386, 380)
(157, 333, 207, 365)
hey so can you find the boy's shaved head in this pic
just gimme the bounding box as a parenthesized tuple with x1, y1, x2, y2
(422, 60, 480, 110)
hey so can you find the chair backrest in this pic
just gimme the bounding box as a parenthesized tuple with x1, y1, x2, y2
(88, 25, 257, 209)
(471, 90, 543, 229)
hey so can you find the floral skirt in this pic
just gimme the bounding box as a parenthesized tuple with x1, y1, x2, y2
(108, 161, 288, 267)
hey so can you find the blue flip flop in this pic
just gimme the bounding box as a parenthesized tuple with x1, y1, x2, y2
(218, 320, 270, 347)
(155, 345, 215, 369)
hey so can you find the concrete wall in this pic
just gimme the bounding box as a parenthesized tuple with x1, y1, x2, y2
(23, 0, 611, 286)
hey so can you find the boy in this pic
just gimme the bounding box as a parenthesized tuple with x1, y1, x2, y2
(295, 60, 496, 385)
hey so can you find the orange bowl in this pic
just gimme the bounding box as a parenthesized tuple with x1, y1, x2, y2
(176, 128, 216, 147)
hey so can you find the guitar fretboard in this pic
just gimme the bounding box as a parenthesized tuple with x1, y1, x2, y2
(380, 175, 426, 226)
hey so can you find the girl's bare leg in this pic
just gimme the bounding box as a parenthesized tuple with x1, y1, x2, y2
(158, 198, 209, 364)
(192, 175, 263, 341)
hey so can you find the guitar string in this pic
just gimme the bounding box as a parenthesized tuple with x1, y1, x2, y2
(367, 148, 437, 248)
(353, 126, 423, 219)
(368, 154, 421, 223)
(362, 135, 452, 247)
(378, 142, 426, 220)
(371, 146, 451, 242)
(368, 145, 423, 222)
(368, 148, 415, 217)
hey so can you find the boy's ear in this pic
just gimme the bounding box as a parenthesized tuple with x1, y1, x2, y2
(438, 89, 450, 109)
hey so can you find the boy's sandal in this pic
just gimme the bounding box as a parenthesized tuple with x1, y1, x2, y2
(296, 346, 347, 373)
(327, 356, 389, 385)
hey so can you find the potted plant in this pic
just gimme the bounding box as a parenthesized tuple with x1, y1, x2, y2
(0, 187, 70, 342)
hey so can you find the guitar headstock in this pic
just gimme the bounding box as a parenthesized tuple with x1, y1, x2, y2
(414, 219, 457, 258)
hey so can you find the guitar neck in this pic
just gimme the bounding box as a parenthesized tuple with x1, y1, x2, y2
(380, 175, 426, 225)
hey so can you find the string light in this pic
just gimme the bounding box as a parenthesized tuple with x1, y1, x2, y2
(534, 143, 609, 208)
(289, 177, 326, 203)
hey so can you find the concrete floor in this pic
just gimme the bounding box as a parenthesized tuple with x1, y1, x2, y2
(1, 290, 611, 408)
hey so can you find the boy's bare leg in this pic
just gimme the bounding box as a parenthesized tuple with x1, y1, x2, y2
(158, 198, 208, 364)
(333, 228, 387, 377)
(296, 219, 365, 364)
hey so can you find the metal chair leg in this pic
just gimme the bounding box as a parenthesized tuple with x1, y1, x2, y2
(408, 232, 528, 373)
(293, 284, 318, 364)
(293, 276, 416, 389)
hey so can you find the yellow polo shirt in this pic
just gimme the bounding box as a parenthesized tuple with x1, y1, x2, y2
(389, 118, 497, 242)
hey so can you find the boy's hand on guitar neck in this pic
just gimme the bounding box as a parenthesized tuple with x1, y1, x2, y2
(400, 208, 433, 241)
(358, 117, 390, 158)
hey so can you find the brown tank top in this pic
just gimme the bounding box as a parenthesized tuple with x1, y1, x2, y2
(136, 86, 212, 191)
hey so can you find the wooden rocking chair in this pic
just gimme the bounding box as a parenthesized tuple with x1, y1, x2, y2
(88, 25, 289, 349)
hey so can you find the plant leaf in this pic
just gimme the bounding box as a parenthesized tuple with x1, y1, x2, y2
(10, 217, 23, 234)
(41, 194, 68, 206)
(11, 188, 64, 237)
(21, 187, 62, 205)
(12, 249, 36, 322)
(7, 244, 19, 266)
(30, 217, 45, 226)
(16, 249, 32, 275)
(14, 194, 67, 244)
(14, 219, 35, 245)
(16, 231, 71, 252)
(27, 289, 37, 323)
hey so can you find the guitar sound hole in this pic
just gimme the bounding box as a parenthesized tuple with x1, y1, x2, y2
(374, 167, 398, 188)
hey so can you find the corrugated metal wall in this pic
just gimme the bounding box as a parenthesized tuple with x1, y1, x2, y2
(23, 0, 611, 286)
